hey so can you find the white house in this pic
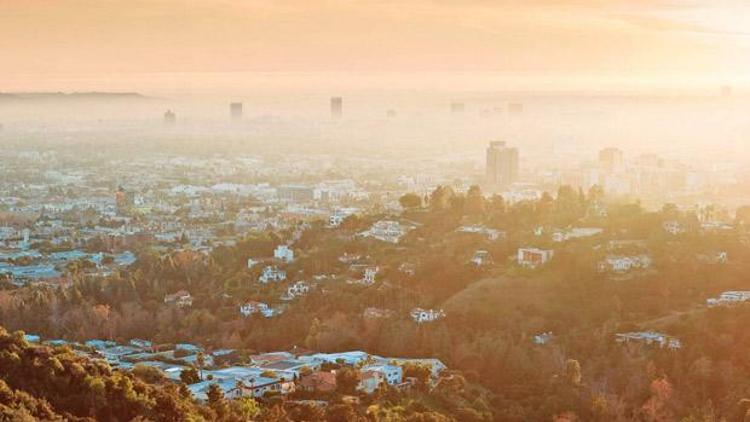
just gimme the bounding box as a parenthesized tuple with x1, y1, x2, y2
(274, 245, 294, 263)
(533, 332, 555, 345)
(470, 250, 491, 266)
(348, 266, 379, 286)
(552, 227, 603, 242)
(240, 301, 276, 318)
(359, 220, 413, 244)
(457, 225, 504, 241)
(164, 290, 193, 308)
(599, 255, 652, 273)
(328, 208, 358, 227)
(361, 364, 403, 386)
(259, 266, 286, 283)
(663, 221, 685, 235)
(615, 331, 682, 350)
(517, 248, 554, 268)
(410, 308, 446, 323)
(281, 281, 312, 301)
(707, 291, 750, 307)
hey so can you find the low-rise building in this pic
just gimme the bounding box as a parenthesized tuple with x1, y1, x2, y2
(470, 250, 491, 266)
(599, 255, 652, 273)
(274, 245, 294, 263)
(239, 301, 277, 318)
(164, 290, 193, 308)
(552, 227, 603, 242)
(359, 220, 414, 244)
(410, 308, 446, 323)
(259, 266, 286, 283)
(299, 371, 337, 392)
(517, 248, 554, 268)
(707, 291, 750, 307)
(615, 331, 682, 350)
(362, 364, 403, 386)
(457, 225, 504, 241)
(281, 281, 312, 301)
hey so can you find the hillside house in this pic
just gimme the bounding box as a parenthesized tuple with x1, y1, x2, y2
(707, 291, 750, 307)
(274, 245, 294, 263)
(517, 248, 554, 268)
(163, 290, 193, 308)
(259, 266, 286, 283)
(410, 308, 446, 323)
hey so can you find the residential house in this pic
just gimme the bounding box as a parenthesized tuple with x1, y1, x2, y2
(362, 364, 403, 386)
(552, 227, 603, 242)
(299, 371, 337, 392)
(470, 250, 491, 266)
(615, 331, 682, 350)
(274, 245, 294, 263)
(663, 221, 685, 235)
(164, 290, 193, 308)
(457, 225, 504, 241)
(281, 281, 311, 301)
(599, 255, 652, 273)
(357, 370, 385, 394)
(707, 291, 750, 307)
(517, 248, 554, 268)
(363, 307, 394, 319)
(410, 308, 446, 323)
(240, 301, 276, 318)
(359, 220, 414, 244)
(259, 266, 286, 283)
(533, 332, 555, 345)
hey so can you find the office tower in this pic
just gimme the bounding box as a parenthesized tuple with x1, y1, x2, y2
(599, 147, 624, 173)
(450, 102, 465, 114)
(163, 110, 176, 125)
(486, 141, 519, 187)
(386, 109, 397, 118)
(230, 102, 243, 120)
(330, 97, 343, 119)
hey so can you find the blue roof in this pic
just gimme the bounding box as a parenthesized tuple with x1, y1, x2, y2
(23, 334, 41, 343)
(176, 343, 202, 352)
(115, 251, 137, 266)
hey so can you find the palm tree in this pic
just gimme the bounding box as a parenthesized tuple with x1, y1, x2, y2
(196, 352, 205, 381)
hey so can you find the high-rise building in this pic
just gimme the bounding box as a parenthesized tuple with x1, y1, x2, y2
(486, 141, 519, 187)
(163, 110, 176, 125)
(330, 97, 343, 119)
(450, 102, 465, 114)
(599, 148, 624, 173)
(230, 102, 243, 120)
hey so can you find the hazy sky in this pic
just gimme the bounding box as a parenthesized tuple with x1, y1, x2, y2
(2, 0, 749, 92)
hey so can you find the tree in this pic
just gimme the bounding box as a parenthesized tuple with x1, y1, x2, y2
(335, 367, 360, 395)
(326, 403, 359, 422)
(206, 383, 224, 406)
(234, 396, 261, 420)
(564, 359, 582, 386)
(196, 352, 206, 381)
(180, 367, 200, 385)
(429, 186, 455, 212)
(131, 364, 165, 384)
(399, 193, 422, 210)
(466, 185, 485, 215)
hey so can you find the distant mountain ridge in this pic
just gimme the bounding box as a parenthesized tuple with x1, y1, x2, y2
(0, 92, 149, 101)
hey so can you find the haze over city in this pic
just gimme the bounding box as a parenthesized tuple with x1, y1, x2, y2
(2, 1, 750, 421)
